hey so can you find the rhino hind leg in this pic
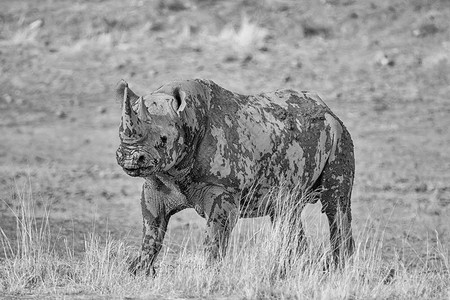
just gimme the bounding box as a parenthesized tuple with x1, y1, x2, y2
(319, 128, 355, 266)
(202, 186, 239, 264)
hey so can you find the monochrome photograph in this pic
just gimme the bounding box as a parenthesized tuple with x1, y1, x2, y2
(0, 0, 449, 298)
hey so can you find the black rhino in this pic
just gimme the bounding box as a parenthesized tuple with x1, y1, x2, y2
(115, 79, 355, 275)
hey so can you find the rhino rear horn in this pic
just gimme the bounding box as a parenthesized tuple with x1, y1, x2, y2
(115, 79, 140, 108)
(137, 96, 150, 122)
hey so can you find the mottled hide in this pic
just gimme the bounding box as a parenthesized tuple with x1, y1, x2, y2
(115, 79, 355, 275)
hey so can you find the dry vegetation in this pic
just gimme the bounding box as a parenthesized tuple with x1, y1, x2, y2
(1, 0, 449, 298)
(1, 183, 448, 299)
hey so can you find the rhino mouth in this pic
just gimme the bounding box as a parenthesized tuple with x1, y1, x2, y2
(122, 166, 156, 177)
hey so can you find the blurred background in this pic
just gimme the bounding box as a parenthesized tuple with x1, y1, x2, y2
(0, 0, 449, 265)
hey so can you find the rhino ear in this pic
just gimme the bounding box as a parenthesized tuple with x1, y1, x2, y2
(115, 80, 140, 108)
(172, 87, 187, 117)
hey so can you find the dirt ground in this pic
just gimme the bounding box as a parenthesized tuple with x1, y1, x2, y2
(1, 0, 449, 275)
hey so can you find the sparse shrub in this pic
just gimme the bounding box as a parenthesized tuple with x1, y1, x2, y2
(216, 15, 269, 58)
(8, 19, 43, 45)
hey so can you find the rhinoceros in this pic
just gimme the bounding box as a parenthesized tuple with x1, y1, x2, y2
(115, 79, 355, 275)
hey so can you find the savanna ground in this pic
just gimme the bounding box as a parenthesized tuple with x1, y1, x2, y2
(0, 0, 449, 298)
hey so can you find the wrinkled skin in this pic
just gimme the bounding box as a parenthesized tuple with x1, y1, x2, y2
(115, 79, 355, 275)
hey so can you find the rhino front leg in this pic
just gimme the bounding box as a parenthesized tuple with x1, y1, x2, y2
(130, 180, 170, 276)
(270, 206, 308, 254)
(202, 186, 239, 264)
(270, 204, 307, 276)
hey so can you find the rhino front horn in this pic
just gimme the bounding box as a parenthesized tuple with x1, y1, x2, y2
(119, 83, 146, 142)
(115, 80, 140, 107)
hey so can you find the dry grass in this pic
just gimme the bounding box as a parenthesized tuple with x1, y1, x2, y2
(0, 183, 448, 299)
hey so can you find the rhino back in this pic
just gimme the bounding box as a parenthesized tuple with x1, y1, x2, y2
(193, 84, 338, 200)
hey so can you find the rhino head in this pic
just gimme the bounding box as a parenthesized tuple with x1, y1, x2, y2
(115, 80, 187, 177)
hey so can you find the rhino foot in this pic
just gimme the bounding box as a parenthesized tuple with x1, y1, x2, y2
(128, 255, 156, 277)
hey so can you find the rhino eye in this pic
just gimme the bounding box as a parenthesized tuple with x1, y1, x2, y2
(156, 136, 167, 149)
